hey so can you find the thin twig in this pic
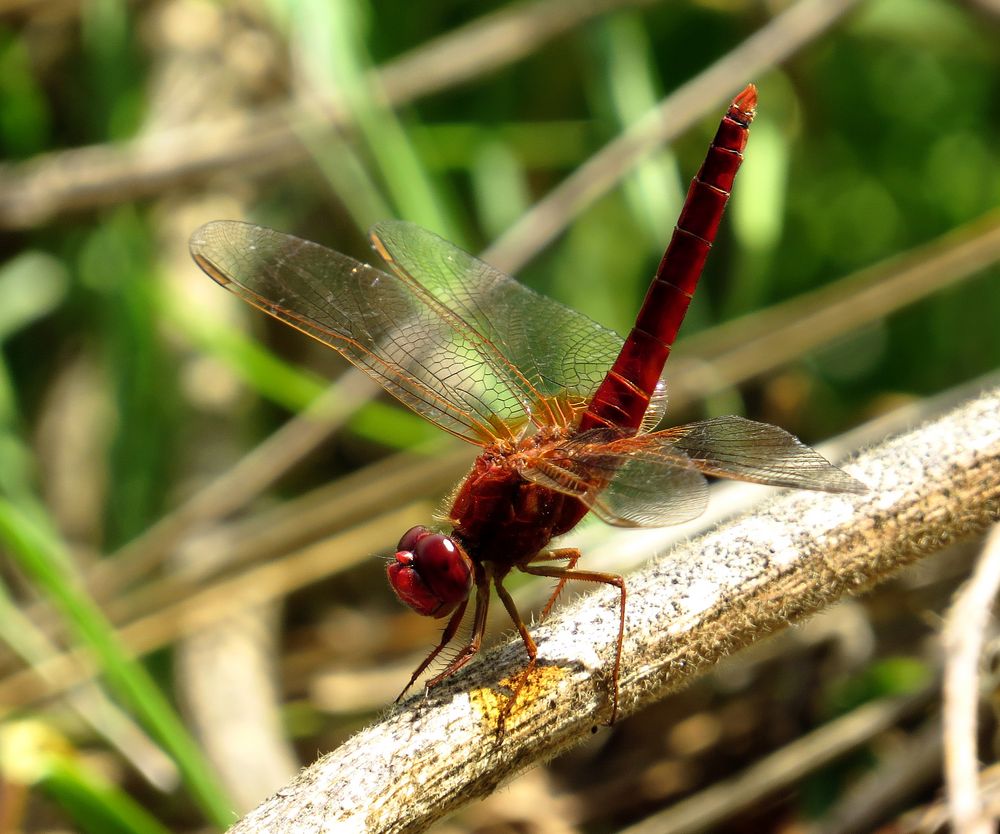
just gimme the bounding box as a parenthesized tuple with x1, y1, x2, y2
(942, 524, 1000, 834)
(616, 686, 936, 834)
(86, 373, 377, 601)
(813, 716, 943, 834)
(668, 209, 1000, 406)
(0, 502, 432, 709)
(227, 386, 1000, 834)
(0, 0, 658, 228)
(903, 762, 1000, 832)
(482, 0, 867, 274)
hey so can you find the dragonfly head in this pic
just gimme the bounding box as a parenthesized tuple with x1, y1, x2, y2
(388, 526, 473, 618)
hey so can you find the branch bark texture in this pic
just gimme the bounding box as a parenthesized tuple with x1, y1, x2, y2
(229, 387, 1000, 834)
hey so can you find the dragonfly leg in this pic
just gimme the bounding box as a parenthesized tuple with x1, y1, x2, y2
(423, 571, 492, 689)
(518, 563, 626, 725)
(395, 597, 468, 702)
(492, 576, 539, 731)
(527, 548, 582, 622)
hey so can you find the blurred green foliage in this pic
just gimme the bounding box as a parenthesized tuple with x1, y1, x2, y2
(0, 0, 996, 828)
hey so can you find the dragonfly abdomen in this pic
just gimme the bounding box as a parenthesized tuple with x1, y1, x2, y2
(579, 85, 757, 433)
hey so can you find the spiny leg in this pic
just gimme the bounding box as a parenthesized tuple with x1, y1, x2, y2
(529, 548, 582, 622)
(519, 563, 626, 725)
(492, 576, 539, 729)
(395, 597, 467, 702)
(425, 571, 492, 689)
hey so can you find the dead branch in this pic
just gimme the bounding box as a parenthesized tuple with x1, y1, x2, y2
(227, 387, 1000, 833)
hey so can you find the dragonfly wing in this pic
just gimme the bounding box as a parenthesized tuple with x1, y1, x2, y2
(190, 221, 537, 445)
(520, 430, 710, 528)
(638, 377, 669, 433)
(370, 221, 625, 428)
(587, 451, 710, 527)
(652, 416, 867, 494)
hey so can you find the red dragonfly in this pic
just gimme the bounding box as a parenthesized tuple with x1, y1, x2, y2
(190, 85, 864, 724)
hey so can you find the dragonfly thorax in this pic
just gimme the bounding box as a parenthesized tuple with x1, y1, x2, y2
(447, 444, 591, 569)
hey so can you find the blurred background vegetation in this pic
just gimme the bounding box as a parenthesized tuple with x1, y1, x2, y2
(0, 0, 997, 831)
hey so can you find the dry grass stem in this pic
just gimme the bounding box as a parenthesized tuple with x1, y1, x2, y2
(669, 209, 1000, 408)
(0, 0, 657, 228)
(942, 524, 1000, 834)
(482, 0, 866, 274)
(616, 685, 936, 834)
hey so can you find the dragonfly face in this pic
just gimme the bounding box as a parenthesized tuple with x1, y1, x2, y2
(388, 525, 473, 618)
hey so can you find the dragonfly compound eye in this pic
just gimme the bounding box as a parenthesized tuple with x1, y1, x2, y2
(396, 525, 432, 553)
(387, 533, 473, 618)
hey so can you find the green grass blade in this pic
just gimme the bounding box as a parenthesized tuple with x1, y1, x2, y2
(163, 290, 327, 412)
(592, 14, 683, 249)
(0, 501, 234, 828)
(289, 0, 462, 241)
(44, 757, 174, 834)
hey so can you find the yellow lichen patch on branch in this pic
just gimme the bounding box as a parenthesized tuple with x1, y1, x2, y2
(469, 664, 569, 729)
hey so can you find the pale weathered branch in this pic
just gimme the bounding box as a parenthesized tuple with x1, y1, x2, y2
(943, 524, 1000, 834)
(228, 388, 1000, 833)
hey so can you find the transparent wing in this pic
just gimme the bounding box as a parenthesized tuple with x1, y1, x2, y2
(653, 416, 867, 493)
(520, 429, 710, 528)
(189, 220, 543, 445)
(370, 221, 627, 429)
(519, 414, 863, 529)
(639, 377, 669, 433)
